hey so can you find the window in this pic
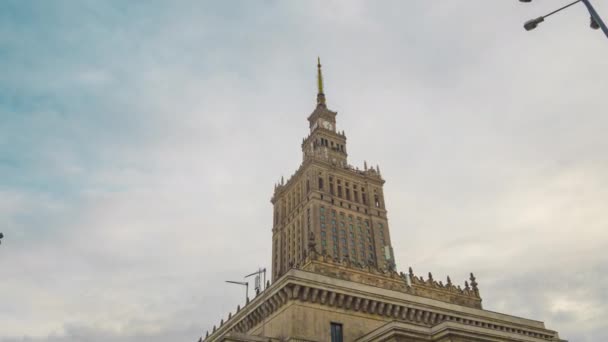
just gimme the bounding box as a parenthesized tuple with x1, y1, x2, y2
(331, 322, 343, 342)
(319, 177, 324, 190)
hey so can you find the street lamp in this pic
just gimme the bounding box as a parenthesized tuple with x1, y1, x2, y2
(520, 0, 608, 40)
(225, 280, 249, 303)
(0, 232, 3, 245)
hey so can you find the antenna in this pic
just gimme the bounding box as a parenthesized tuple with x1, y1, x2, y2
(245, 268, 267, 293)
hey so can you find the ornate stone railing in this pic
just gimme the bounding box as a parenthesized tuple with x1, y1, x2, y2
(299, 237, 482, 309)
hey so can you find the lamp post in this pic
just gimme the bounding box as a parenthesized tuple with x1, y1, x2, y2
(0, 232, 3, 245)
(520, 0, 608, 40)
(225, 280, 249, 303)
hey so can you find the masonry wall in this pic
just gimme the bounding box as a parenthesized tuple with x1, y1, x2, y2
(249, 301, 393, 341)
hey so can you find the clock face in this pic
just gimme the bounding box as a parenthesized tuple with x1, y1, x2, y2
(322, 120, 333, 130)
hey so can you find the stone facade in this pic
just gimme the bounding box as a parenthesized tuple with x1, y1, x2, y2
(271, 59, 394, 281)
(197, 60, 565, 342)
(201, 266, 563, 342)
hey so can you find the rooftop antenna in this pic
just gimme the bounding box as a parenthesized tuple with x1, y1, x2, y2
(225, 280, 248, 303)
(245, 268, 267, 293)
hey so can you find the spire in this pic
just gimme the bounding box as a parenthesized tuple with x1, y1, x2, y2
(316, 57, 326, 107)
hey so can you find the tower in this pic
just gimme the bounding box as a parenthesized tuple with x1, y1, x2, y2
(271, 58, 395, 281)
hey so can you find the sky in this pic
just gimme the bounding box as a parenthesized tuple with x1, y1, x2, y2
(1, 1, 607, 341)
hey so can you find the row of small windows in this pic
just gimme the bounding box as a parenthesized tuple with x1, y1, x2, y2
(275, 173, 383, 226)
(319, 177, 368, 204)
(318, 138, 345, 153)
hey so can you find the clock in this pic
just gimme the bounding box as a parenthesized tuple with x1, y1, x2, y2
(322, 120, 333, 130)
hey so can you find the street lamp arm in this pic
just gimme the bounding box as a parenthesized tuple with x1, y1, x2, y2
(541, 0, 582, 19)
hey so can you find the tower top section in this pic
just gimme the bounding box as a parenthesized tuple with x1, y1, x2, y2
(316, 57, 326, 107)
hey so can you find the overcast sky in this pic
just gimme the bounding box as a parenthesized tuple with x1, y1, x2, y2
(1, 1, 607, 341)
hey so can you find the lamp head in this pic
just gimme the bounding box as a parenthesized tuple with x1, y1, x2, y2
(590, 16, 600, 30)
(524, 17, 544, 31)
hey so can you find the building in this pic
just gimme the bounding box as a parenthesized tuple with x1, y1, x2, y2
(199, 60, 565, 342)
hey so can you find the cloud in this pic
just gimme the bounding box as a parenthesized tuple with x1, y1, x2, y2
(1, 1, 607, 341)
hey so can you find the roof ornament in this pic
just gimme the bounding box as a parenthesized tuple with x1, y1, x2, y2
(470, 272, 479, 294)
(316, 57, 326, 107)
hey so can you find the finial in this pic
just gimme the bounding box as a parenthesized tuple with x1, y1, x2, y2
(212, 325, 216, 333)
(364, 161, 368, 170)
(447, 276, 452, 286)
(316, 57, 326, 106)
(465, 281, 471, 291)
(237, 304, 240, 312)
(428, 272, 434, 282)
(199, 337, 203, 342)
(408, 266, 414, 277)
(228, 312, 232, 319)
(206, 331, 209, 338)
(470, 272, 479, 291)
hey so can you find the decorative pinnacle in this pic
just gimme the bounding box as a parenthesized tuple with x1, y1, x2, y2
(470, 272, 479, 292)
(316, 57, 326, 106)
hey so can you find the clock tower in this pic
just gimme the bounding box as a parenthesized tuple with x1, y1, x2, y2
(271, 59, 394, 281)
(303, 59, 348, 167)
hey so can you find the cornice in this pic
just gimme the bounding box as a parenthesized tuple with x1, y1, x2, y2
(202, 268, 559, 342)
